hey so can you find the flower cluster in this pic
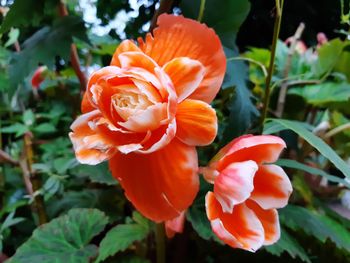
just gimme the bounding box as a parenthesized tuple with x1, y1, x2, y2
(69, 14, 292, 251)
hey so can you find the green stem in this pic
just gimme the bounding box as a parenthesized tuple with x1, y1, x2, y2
(197, 0, 206, 22)
(155, 223, 166, 263)
(259, 0, 284, 131)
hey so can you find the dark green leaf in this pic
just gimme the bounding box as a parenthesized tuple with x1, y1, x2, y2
(265, 228, 311, 263)
(33, 123, 56, 133)
(8, 208, 108, 263)
(276, 159, 350, 188)
(72, 162, 117, 186)
(280, 205, 350, 250)
(268, 119, 350, 179)
(9, 16, 88, 86)
(96, 212, 151, 263)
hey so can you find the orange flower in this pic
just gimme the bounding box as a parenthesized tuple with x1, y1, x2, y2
(69, 14, 226, 222)
(202, 135, 293, 251)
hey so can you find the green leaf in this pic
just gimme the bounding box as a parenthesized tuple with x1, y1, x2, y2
(33, 123, 56, 134)
(4, 28, 20, 48)
(280, 205, 350, 250)
(96, 213, 152, 263)
(72, 162, 117, 186)
(265, 228, 311, 263)
(268, 119, 350, 179)
(1, 123, 29, 137)
(0, 212, 25, 233)
(22, 109, 35, 126)
(276, 159, 350, 188)
(263, 120, 314, 135)
(9, 16, 88, 86)
(187, 204, 215, 241)
(8, 208, 108, 263)
(289, 82, 350, 106)
(0, 0, 48, 34)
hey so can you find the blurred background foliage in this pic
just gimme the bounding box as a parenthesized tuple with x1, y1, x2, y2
(0, 0, 350, 262)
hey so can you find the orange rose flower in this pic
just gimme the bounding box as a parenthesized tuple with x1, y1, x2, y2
(69, 14, 226, 222)
(202, 135, 293, 251)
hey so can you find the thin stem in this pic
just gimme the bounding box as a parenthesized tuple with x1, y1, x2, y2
(324, 122, 350, 139)
(197, 0, 206, 22)
(149, 0, 174, 32)
(227, 57, 268, 77)
(259, 0, 284, 130)
(24, 133, 48, 225)
(155, 223, 166, 263)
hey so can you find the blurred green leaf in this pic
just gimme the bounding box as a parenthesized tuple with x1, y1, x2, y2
(22, 110, 35, 126)
(4, 28, 20, 48)
(276, 159, 350, 188)
(8, 208, 108, 263)
(9, 16, 88, 86)
(268, 119, 350, 179)
(72, 162, 117, 186)
(265, 228, 311, 263)
(33, 123, 56, 134)
(96, 212, 152, 263)
(280, 205, 350, 250)
(1, 123, 29, 137)
(289, 82, 350, 106)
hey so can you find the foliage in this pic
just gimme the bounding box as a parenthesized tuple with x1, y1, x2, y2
(0, 0, 350, 262)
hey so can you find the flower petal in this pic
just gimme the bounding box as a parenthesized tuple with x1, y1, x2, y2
(250, 164, 293, 210)
(205, 192, 264, 252)
(109, 138, 199, 222)
(176, 99, 217, 146)
(118, 51, 158, 74)
(246, 200, 280, 245)
(69, 110, 116, 165)
(110, 40, 141, 67)
(163, 57, 205, 102)
(165, 211, 186, 238)
(215, 135, 286, 171)
(81, 91, 95, 114)
(214, 161, 258, 213)
(138, 14, 226, 103)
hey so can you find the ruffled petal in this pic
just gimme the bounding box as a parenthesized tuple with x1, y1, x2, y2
(214, 161, 258, 213)
(81, 91, 95, 114)
(165, 211, 186, 238)
(110, 40, 142, 67)
(246, 200, 280, 245)
(109, 138, 199, 222)
(138, 14, 226, 103)
(215, 135, 286, 171)
(205, 192, 264, 252)
(118, 51, 158, 74)
(250, 164, 293, 210)
(176, 99, 217, 146)
(69, 110, 116, 165)
(163, 57, 205, 102)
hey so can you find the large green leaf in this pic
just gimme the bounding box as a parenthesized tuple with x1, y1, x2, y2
(268, 119, 350, 179)
(8, 208, 108, 263)
(9, 16, 88, 86)
(265, 228, 311, 263)
(96, 212, 152, 263)
(0, 0, 59, 34)
(289, 82, 350, 106)
(276, 159, 350, 188)
(280, 205, 350, 250)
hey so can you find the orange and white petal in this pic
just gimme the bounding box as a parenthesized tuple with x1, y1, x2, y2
(109, 138, 199, 222)
(250, 164, 293, 210)
(118, 51, 158, 74)
(246, 200, 280, 245)
(81, 91, 96, 113)
(69, 110, 116, 165)
(216, 135, 286, 171)
(163, 57, 205, 102)
(205, 192, 265, 252)
(214, 161, 258, 213)
(138, 14, 226, 103)
(118, 103, 168, 133)
(176, 99, 217, 146)
(165, 211, 186, 238)
(110, 40, 142, 67)
(199, 166, 219, 184)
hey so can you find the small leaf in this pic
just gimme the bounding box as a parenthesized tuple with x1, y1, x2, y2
(4, 28, 20, 48)
(33, 123, 56, 134)
(1, 123, 29, 137)
(265, 228, 311, 263)
(22, 109, 35, 126)
(0, 212, 25, 233)
(268, 119, 350, 179)
(8, 208, 108, 263)
(96, 214, 151, 263)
